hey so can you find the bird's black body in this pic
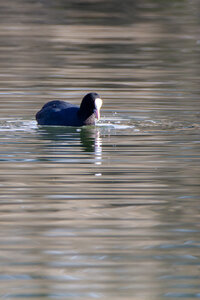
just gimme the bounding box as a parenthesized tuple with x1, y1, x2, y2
(36, 93, 102, 126)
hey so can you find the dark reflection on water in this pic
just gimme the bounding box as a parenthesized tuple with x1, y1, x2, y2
(37, 126, 99, 153)
(0, 0, 200, 299)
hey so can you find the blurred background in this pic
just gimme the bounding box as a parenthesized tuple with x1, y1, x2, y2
(0, 0, 200, 299)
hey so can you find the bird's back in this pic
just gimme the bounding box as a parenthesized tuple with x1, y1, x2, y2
(36, 100, 82, 126)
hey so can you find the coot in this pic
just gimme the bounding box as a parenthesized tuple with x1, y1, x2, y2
(36, 93, 102, 126)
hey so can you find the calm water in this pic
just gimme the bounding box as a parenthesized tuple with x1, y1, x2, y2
(0, 0, 200, 299)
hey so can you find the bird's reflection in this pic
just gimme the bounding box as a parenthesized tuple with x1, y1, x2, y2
(36, 125, 102, 163)
(80, 127, 102, 163)
(94, 130, 102, 166)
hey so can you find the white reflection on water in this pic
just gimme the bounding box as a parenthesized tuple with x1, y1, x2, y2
(0, 119, 37, 132)
(94, 130, 102, 167)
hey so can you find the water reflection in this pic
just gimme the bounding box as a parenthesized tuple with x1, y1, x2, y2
(0, 0, 200, 299)
(36, 125, 102, 157)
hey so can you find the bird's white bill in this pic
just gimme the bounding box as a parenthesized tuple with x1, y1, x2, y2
(95, 98, 102, 120)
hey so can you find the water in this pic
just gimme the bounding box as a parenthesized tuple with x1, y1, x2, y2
(0, 0, 200, 299)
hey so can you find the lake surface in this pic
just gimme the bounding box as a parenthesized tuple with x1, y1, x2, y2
(0, 0, 200, 299)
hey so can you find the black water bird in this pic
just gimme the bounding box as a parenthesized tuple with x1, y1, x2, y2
(36, 93, 103, 126)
